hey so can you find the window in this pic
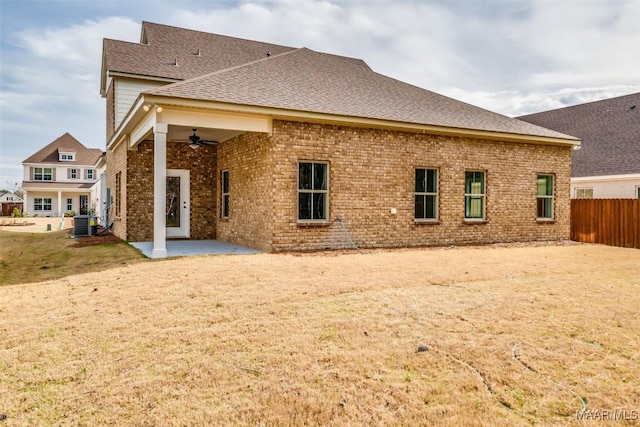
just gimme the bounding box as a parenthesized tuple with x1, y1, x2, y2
(415, 168, 438, 220)
(34, 167, 52, 181)
(87, 169, 94, 180)
(575, 188, 593, 199)
(34, 198, 52, 211)
(537, 174, 554, 219)
(59, 152, 74, 161)
(115, 171, 122, 217)
(70, 168, 77, 179)
(221, 170, 229, 218)
(7, 196, 13, 201)
(66, 198, 73, 212)
(636, 186, 640, 199)
(465, 171, 485, 220)
(298, 162, 328, 221)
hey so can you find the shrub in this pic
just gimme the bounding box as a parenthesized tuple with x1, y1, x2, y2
(65, 211, 76, 217)
(11, 207, 21, 217)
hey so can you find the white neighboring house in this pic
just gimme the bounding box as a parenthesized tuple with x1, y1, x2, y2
(0, 191, 23, 203)
(22, 133, 105, 217)
(519, 92, 640, 199)
(0, 191, 24, 216)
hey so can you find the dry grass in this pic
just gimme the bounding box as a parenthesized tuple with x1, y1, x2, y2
(1, 243, 639, 426)
(0, 230, 144, 286)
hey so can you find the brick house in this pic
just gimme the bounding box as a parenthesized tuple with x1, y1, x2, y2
(101, 22, 579, 257)
(519, 92, 640, 199)
(22, 133, 105, 218)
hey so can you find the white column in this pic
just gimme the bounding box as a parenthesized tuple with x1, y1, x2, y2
(151, 122, 168, 258)
(23, 191, 28, 216)
(58, 191, 62, 217)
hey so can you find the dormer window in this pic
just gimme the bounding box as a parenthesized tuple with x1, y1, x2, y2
(59, 151, 75, 161)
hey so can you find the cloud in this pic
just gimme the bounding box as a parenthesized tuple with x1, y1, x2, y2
(0, 16, 140, 185)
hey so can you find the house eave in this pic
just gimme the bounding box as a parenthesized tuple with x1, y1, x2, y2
(108, 94, 581, 150)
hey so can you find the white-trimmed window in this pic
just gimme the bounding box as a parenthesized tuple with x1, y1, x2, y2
(298, 162, 328, 221)
(34, 198, 52, 211)
(66, 198, 73, 212)
(86, 169, 94, 180)
(575, 188, 593, 199)
(221, 169, 229, 218)
(70, 168, 78, 179)
(465, 171, 485, 220)
(59, 152, 75, 161)
(537, 174, 554, 219)
(6, 196, 13, 201)
(415, 168, 438, 220)
(34, 167, 53, 181)
(636, 186, 640, 199)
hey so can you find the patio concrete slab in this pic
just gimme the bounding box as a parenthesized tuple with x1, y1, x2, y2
(129, 240, 261, 258)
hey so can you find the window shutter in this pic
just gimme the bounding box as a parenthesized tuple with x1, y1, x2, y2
(67, 169, 71, 179)
(30, 167, 34, 180)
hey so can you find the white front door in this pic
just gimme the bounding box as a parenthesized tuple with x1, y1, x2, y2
(166, 169, 190, 238)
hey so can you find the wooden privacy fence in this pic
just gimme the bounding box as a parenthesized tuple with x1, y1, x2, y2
(571, 199, 640, 249)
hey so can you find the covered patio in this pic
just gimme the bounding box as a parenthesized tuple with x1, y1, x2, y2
(129, 239, 261, 258)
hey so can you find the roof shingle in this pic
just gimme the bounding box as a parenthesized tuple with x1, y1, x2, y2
(519, 93, 640, 177)
(103, 21, 296, 83)
(22, 133, 103, 166)
(147, 47, 575, 140)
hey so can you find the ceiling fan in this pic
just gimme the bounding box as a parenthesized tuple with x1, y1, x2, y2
(171, 129, 218, 149)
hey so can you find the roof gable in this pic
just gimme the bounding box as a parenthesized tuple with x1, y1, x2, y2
(148, 47, 575, 140)
(519, 93, 640, 177)
(22, 133, 102, 165)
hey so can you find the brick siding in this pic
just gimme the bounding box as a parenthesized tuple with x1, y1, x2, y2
(265, 120, 569, 251)
(116, 119, 570, 251)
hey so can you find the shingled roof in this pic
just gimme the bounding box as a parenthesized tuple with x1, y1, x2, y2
(101, 21, 295, 94)
(104, 22, 577, 142)
(519, 93, 640, 177)
(147, 47, 574, 140)
(23, 133, 103, 165)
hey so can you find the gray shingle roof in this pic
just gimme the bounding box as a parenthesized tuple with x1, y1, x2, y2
(22, 133, 103, 165)
(519, 93, 640, 177)
(147, 47, 575, 140)
(103, 21, 296, 82)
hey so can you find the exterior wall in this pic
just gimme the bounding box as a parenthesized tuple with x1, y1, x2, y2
(124, 140, 217, 242)
(105, 139, 128, 239)
(21, 190, 91, 217)
(114, 78, 167, 128)
(216, 132, 274, 252)
(266, 120, 571, 252)
(23, 164, 97, 184)
(571, 175, 640, 199)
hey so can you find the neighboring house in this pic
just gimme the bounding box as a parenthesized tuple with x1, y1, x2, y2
(101, 21, 579, 257)
(22, 133, 104, 217)
(0, 191, 24, 216)
(519, 93, 640, 199)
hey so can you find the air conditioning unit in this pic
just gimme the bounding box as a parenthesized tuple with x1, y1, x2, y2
(73, 215, 96, 237)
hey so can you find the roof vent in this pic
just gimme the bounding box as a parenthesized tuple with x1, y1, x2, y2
(267, 51, 271, 57)
(173, 58, 179, 66)
(196, 49, 201, 57)
(631, 105, 636, 110)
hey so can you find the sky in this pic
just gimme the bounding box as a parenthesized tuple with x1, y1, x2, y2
(1, 0, 639, 189)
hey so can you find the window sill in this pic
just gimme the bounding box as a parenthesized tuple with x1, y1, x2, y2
(463, 219, 488, 225)
(414, 219, 440, 225)
(536, 218, 555, 224)
(297, 221, 332, 227)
